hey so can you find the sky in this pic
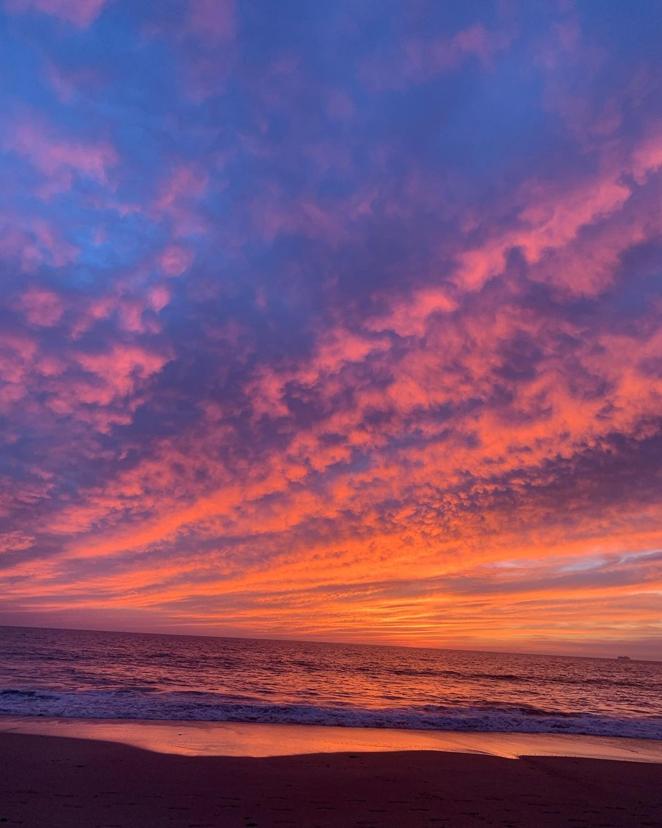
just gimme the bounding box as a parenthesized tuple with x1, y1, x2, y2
(0, 0, 661, 659)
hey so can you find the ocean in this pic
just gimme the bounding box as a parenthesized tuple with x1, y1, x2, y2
(1, 626, 661, 740)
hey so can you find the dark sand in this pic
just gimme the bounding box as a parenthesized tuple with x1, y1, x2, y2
(1, 732, 662, 827)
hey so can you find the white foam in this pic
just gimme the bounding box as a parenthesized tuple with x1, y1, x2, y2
(1, 689, 661, 739)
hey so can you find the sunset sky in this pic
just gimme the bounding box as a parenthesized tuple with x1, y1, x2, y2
(0, 0, 661, 658)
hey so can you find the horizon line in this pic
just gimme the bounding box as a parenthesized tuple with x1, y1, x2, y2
(1, 622, 659, 664)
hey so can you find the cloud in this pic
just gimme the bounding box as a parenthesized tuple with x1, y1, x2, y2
(152, 164, 208, 236)
(5, 115, 118, 196)
(74, 344, 169, 405)
(361, 22, 513, 91)
(0, 216, 78, 270)
(0, 0, 660, 654)
(159, 244, 193, 277)
(16, 287, 64, 327)
(187, 0, 235, 42)
(6, 0, 107, 28)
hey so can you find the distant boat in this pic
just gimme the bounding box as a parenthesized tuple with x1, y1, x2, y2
(616, 656, 632, 661)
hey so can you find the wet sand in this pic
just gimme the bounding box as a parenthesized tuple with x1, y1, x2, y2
(2, 729, 662, 827)
(3, 716, 662, 762)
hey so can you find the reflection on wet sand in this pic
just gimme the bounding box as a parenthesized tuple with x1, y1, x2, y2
(2, 716, 661, 762)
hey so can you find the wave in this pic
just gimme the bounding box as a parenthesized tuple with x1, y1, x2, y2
(1, 688, 661, 740)
(388, 667, 662, 691)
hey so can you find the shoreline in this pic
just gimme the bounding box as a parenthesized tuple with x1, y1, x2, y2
(2, 729, 662, 827)
(2, 714, 662, 762)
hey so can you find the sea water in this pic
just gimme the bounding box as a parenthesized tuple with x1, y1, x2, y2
(1, 626, 660, 739)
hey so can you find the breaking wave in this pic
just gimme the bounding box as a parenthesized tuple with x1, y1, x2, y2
(1, 688, 661, 740)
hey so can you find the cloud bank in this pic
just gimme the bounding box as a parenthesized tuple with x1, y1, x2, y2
(0, 0, 660, 657)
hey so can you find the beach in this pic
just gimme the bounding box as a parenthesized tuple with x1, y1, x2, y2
(1, 723, 662, 827)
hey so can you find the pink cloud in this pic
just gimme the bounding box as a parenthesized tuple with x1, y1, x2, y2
(17, 287, 64, 327)
(116, 298, 148, 333)
(0, 531, 34, 554)
(187, 0, 235, 42)
(155, 165, 207, 211)
(251, 192, 355, 245)
(367, 132, 662, 340)
(148, 284, 171, 312)
(0, 331, 38, 413)
(153, 165, 209, 236)
(30, 219, 78, 266)
(76, 344, 169, 401)
(35, 353, 66, 377)
(631, 125, 662, 184)
(159, 244, 194, 277)
(69, 275, 171, 338)
(68, 295, 115, 338)
(0, 216, 77, 271)
(362, 23, 512, 91)
(6, 117, 118, 197)
(141, 1, 237, 101)
(404, 23, 504, 79)
(6, 0, 107, 28)
(367, 287, 457, 337)
(45, 60, 105, 103)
